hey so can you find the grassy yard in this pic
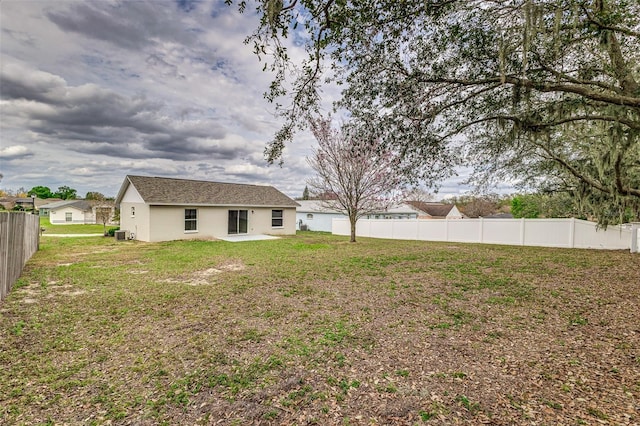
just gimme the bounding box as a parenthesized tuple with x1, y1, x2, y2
(1, 232, 638, 425)
(39, 217, 117, 235)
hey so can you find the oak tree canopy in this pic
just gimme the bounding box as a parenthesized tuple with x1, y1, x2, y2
(230, 0, 640, 223)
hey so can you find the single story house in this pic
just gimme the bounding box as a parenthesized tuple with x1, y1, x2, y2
(14, 197, 38, 211)
(296, 200, 419, 232)
(41, 200, 95, 224)
(115, 175, 299, 242)
(0, 197, 55, 211)
(404, 201, 464, 219)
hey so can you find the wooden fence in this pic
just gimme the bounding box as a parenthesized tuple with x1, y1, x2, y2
(1, 212, 40, 301)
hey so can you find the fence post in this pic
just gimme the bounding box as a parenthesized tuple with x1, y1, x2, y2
(445, 219, 449, 242)
(391, 219, 395, 240)
(479, 217, 484, 243)
(569, 217, 576, 249)
(520, 218, 526, 245)
(0, 213, 8, 300)
(632, 224, 639, 253)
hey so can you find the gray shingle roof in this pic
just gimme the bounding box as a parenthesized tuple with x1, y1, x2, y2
(405, 201, 455, 217)
(39, 200, 92, 211)
(119, 175, 299, 207)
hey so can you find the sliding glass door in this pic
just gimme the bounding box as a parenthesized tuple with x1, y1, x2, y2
(228, 210, 248, 234)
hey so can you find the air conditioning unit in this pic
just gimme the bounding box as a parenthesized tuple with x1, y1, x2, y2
(114, 230, 130, 241)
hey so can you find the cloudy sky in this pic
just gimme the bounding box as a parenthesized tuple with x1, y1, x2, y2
(0, 0, 481, 199)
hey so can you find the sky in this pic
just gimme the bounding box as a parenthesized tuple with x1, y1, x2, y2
(0, 0, 497, 200)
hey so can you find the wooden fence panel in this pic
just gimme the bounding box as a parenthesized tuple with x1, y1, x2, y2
(0, 212, 40, 301)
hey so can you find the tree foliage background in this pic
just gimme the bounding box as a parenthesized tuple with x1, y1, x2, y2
(231, 0, 640, 224)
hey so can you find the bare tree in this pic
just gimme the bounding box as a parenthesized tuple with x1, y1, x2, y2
(460, 196, 502, 218)
(92, 193, 113, 235)
(307, 118, 405, 242)
(95, 207, 112, 235)
(405, 188, 435, 203)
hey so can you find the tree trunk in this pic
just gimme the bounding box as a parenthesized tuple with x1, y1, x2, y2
(349, 216, 357, 243)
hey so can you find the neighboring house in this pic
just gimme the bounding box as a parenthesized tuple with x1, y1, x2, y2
(115, 175, 299, 242)
(33, 198, 64, 216)
(41, 200, 95, 224)
(364, 204, 420, 220)
(296, 200, 346, 232)
(0, 197, 52, 211)
(91, 201, 117, 225)
(405, 201, 464, 219)
(296, 200, 419, 232)
(14, 197, 37, 211)
(0, 197, 17, 210)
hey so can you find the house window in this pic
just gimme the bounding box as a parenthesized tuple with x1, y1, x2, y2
(185, 209, 197, 232)
(272, 210, 283, 227)
(306, 213, 313, 220)
(131, 206, 135, 217)
(65, 212, 72, 222)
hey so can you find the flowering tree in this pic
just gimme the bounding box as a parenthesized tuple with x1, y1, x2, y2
(307, 118, 406, 242)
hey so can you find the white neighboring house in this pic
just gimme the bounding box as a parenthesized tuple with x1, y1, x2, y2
(40, 200, 95, 224)
(296, 200, 419, 232)
(115, 175, 299, 242)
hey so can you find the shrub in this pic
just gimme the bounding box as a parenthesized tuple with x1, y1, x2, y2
(107, 227, 120, 237)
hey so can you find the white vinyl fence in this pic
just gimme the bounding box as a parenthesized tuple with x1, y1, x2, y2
(332, 218, 640, 252)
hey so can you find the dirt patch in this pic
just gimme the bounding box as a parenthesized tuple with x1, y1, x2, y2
(184, 260, 246, 285)
(59, 290, 86, 297)
(14, 282, 86, 304)
(218, 261, 245, 272)
(194, 267, 223, 276)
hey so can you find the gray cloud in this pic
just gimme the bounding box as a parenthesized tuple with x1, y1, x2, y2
(0, 63, 239, 161)
(146, 54, 184, 79)
(46, 1, 197, 51)
(1, 1, 409, 199)
(0, 145, 34, 160)
(1, 28, 36, 47)
(0, 64, 68, 104)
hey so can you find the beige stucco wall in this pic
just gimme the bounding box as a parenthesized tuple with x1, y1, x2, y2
(119, 202, 151, 241)
(148, 205, 226, 242)
(143, 205, 296, 242)
(249, 207, 297, 236)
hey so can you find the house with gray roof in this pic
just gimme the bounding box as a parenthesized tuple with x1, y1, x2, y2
(115, 175, 299, 242)
(296, 200, 419, 232)
(404, 201, 464, 219)
(39, 199, 95, 224)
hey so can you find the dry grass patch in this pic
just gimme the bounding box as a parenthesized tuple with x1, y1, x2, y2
(1, 233, 639, 425)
